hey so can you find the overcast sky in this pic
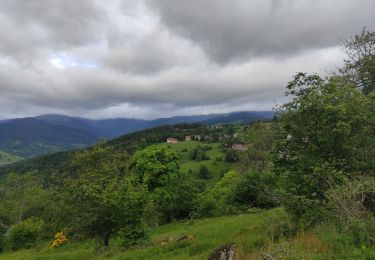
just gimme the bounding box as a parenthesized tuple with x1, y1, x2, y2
(0, 0, 374, 119)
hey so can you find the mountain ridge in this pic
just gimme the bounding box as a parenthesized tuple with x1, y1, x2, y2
(0, 111, 274, 159)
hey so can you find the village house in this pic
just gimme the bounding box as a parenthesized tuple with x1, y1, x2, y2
(185, 136, 192, 141)
(193, 135, 201, 141)
(166, 138, 178, 144)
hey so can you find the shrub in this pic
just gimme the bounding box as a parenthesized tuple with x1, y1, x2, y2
(6, 218, 44, 250)
(234, 171, 277, 209)
(119, 222, 149, 248)
(194, 171, 244, 217)
(198, 165, 211, 179)
(325, 178, 374, 231)
(50, 230, 69, 248)
(201, 145, 212, 151)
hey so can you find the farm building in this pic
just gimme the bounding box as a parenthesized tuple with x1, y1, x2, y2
(166, 138, 178, 144)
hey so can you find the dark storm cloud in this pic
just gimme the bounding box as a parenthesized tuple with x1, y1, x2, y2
(148, 0, 375, 63)
(0, 0, 372, 119)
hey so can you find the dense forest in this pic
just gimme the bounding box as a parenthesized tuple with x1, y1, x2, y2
(0, 29, 374, 259)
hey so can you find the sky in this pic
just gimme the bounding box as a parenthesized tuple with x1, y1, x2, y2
(0, 0, 374, 119)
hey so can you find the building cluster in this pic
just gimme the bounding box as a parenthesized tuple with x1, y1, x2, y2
(166, 135, 201, 144)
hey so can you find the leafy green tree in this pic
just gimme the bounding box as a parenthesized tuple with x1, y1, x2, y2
(128, 145, 200, 223)
(239, 122, 275, 172)
(198, 164, 211, 179)
(66, 145, 148, 247)
(0, 173, 49, 233)
(234, 170, 277, 208)
(128, 145, 180, 190)
(271, 73, 374, 226)
(339, 28, 375, 95)
(6, 218, 44, 250)
(194, 171, 242, 217)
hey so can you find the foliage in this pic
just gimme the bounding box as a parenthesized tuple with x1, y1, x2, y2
(6, 218, 44, 250)
(116, 182, 150, 248)
(234, 170, 277, 208)
(271, 72, 375, 226)
(190, 145, 210, 161)
(194, 171, 243, 217)
(128, 145, 180, 190)
(325, 177, 374, 230)
(198, 164, 211, 179)
(66, 145, 149, 247)
(0, 173, 50, 234)
(339, 27, 375, 95)
(224, 149, 238, 163)
(239, 122, 275, 172)
(128, 145, 201, 223)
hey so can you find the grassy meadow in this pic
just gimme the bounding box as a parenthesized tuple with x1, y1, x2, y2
(2, 207, 370, 259)
(0, 150, 22, 166)
(160, 141, 235, 186)
(0, 208, 289, 260)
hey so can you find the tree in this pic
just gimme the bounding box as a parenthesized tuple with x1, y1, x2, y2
(128, 145, 180, 190)
(339, 28, 375, 95)
(199, 164, 211, 179)
(66, 145, 148, 247)
(128, 145, 199, 223)
(271, 73, 374, 225)
(239, 122, 275, 172)
(0, 173, 49, 233)
(194, 171, 242, 217)
(234, 170, 277, 208)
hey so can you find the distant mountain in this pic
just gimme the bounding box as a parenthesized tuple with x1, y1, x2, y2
(0, 118, 98, 158)
(35, 114, 217, 139)
(202, 111, 275, 125)
(37, 111, 273, 139)
(0, 111, 274, 159)
(36, 114, 149, 139)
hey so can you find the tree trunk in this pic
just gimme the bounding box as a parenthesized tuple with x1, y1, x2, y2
(103, 237, 109, 247)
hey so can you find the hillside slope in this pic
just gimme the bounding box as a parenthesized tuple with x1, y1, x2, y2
(0, 208, 288, 260)
(0, 151, 22, 166)
(0, 124, 205, 179)
(0, 118, 98, 158)
(1, 207, 364, 259)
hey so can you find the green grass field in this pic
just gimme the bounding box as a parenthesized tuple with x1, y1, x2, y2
(0, 208, 289, 260)
(1, 207, 373, 259)
(0, 150, 22, 166)
(160, 141, 235, 186)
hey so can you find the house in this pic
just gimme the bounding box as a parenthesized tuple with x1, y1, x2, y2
(231, 144, 248, 150)
(193, 135, 201, 141)
(185, 136, 192, 141)
(166, 138, 178, 144)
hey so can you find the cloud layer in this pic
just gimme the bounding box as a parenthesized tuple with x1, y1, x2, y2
(0, 0, 374, 119)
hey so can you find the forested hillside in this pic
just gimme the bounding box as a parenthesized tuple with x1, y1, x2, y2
(0, 118, 98, 158)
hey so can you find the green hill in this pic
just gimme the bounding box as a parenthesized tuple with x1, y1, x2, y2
(0, 123, 223, 180)
(0, 151, 22, 166)
(0, 118, 98, 158)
